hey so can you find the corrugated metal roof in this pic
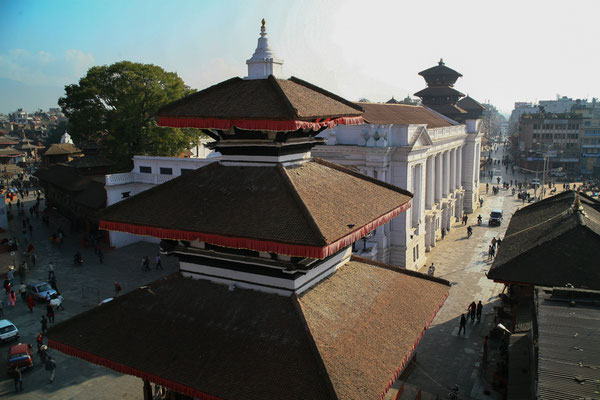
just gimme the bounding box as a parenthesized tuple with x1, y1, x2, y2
(536, 288, 600, 400)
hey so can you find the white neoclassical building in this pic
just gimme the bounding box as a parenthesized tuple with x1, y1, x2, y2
(313, 102, 482, 270)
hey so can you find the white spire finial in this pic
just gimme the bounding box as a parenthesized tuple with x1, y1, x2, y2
(60, 131, 73, 144)
(245, 19, 284, 80)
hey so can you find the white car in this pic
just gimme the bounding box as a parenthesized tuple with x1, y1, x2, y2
(0, 320, 19, 343)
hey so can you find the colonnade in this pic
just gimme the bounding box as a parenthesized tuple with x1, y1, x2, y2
(423, 146, 464, 212)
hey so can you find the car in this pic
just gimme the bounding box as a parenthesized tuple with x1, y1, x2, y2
(25, 282, 57, 302)
(7, 343, 33, 372)
(489, 209, 503, 226)
(0, 320, 19, 343)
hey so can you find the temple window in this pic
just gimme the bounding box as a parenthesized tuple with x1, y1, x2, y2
(139, 166, 151, 174)
(159, 167, 173, 175)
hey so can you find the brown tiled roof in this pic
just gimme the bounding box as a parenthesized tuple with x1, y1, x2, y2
(68, 154, 115, 169)
(298, 258, 450, 399)
(426, 104, 467, 117)
(413, 86, 464, 98)
(100, 159, 412, 257)
(356, 103, 457, 128)
(158, 75, 363, 121)
(418, 61, 462, 78)
(488, 191, 600, 289)
(42, 143, 82, 156)
(457, 96, 487, 111)
(0, 148, 24, 157)
(0, 136, 18, 145)
(47, 259, 449, 400)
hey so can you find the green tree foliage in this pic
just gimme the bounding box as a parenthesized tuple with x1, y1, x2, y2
(58, 61, 197, 169)
(45, 120, 68, 145)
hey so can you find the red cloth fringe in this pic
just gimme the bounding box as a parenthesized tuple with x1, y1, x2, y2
(378, 291, 450, 400)
(100, 202, 409, 259)
(157, 116, 364, 131)
(48, 339, 224, 400)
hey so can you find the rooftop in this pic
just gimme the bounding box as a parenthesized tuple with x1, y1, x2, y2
(157, 75, 363, 132)
(100, 158, 412, 259)
(488, 191, 600, 289)
(48, 258, 450, 400)
(536, 287, 600, 400)
(356, 103, 458, 129)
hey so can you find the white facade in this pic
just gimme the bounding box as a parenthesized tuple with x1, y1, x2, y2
(313, 118, 481, 270)
(105, 153, 220, 247)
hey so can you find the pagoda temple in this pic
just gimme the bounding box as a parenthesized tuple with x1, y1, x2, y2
(47, 21, 450, 400)
(414, 59, 475, 122)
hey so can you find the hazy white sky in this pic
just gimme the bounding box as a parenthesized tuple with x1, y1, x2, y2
(1, 0, 599, 114)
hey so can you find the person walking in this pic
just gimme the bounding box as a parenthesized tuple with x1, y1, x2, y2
(441, 227, 446, 240)
(9, 365, 23, 393)
(47, 303, 55, 323)
(45, 356, 56, 383)
(468, 301, 477, 322)
(39, 344, 48, 365)
(98, 248, 104, 264)
(41, 315, 48, 334)
(48, 261, 55, 280)
(18, 283, 26, 301)
(141, 257, 146, 272)
(0, 299, 3, 317)
(30, 253, 36, 267)
(8, 290, 16, 307)
(427, 263, 435, 277)
(26, 294, 35, 313)
(458, 314, 467, 335)
(114, 281, 122, 297)
(36, 333, 44, 352)
(488, 245, 493, 261)
(144, 256, 151, 271)
(476, 300, 483, 322)
(155, 253, 163, 270)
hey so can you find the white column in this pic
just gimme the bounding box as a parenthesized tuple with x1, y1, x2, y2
(458, 147, 463, 188)
(435, 153, 442, 202)
(412, 164, 422, 228)
(443, 151, 449, 197)
(426, 156, 434, 209)
(450, 148, 456, 191)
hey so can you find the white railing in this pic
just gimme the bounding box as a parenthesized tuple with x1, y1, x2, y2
(133, 173, 155, 184)
(105, 173, 134, 186)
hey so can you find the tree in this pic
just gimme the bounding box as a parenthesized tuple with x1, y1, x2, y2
(58, 61, 197, 169)
(45, 120, 69, 145)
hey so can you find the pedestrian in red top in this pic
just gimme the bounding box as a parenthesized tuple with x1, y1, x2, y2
(26, 294, 35, 313)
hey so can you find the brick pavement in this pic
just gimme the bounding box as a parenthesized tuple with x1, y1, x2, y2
(0, 194, 177, 399)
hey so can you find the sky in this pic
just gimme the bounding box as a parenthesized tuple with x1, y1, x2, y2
(1, 0, 599, 115)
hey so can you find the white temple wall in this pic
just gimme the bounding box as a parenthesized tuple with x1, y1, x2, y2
(313, 121, 481, 270)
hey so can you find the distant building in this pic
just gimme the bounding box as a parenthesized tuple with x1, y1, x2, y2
(573, 101, 600, 176)
(517, 112, 582, 173)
